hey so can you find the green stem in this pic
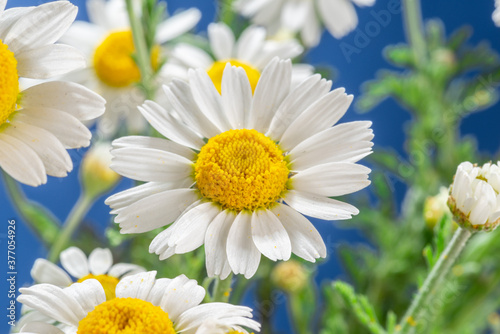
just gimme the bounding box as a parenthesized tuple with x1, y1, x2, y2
(289, 292, 313, 334)
(219, 0, 236, 26)
(212, 274, 234, 302)
(398, 227, 472, 333)
(48, 193, 94, 262)
(125, 0, 156, 100)
(1, 171, 60, 246)
(402, 0, 427, 67)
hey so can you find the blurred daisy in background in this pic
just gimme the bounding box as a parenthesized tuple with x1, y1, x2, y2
(234, 0, 375, 47)
(494, 0, 500, 26)
(18, 271, 260, 334)
(59, 0, 201, 138)
(106, 58, 373, 278)
(164, 21, 312, 91)
(0, 0, 104, 186)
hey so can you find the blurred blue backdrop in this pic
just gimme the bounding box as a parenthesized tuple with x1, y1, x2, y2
(1, 0, 499, 333)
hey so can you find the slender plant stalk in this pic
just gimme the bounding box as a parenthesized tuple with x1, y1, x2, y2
(398, 228, 472, 333)
(213, 274, 234, 302)
(402, 0, 427, 67)
(125, 0, 156, 100)
(48, 193, 95, 262)
(219, 0, 236, 26)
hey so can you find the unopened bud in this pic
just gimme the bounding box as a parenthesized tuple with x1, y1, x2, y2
(81, 142, 119, 197)
(271, 260, 308, 294)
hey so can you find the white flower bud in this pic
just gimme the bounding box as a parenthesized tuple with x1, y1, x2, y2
(448, 161, 500, 232)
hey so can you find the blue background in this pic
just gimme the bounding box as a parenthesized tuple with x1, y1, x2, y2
(1, 0, 499, 333)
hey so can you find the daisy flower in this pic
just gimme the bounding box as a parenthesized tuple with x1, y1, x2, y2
(448, 161, 500, 232)
(234, 0, 375, 47)
(106, 58, 373, 278)
(164, 21, 311, 92)
(18, 271, 261, 334)
(0, 0, 105, 186)
(59, 0, 201, 138)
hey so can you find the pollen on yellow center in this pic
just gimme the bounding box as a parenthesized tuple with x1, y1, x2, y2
(77, 274, 120, 301)
(207, 59, 260, 94)
(93, 30, 160, 88)
(77, 297, 175, 334)
(194, 129, 289, 212)
(0, 39, 19, 125)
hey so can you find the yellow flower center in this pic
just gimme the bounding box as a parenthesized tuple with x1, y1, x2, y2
(194, 129, 289, 212)
(77, 274, 120, 301)
(207, 59, 260, 94)
(0, 39, 19, 125)
(77, 297, 175, 334)
(93, 30, 160, 88)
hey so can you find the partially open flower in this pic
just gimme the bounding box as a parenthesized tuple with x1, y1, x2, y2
(424, 186, 451, 228)
(271, 260, 308, 294)
(448, 161, 500, 232)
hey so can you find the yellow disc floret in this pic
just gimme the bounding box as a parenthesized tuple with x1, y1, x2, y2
(195, 129, 289, 212)
(93, 30, 160, 87)
(207, 59, 260, 94)
(77, 274, 120, 301)
(0, 39, 19, 125)
(77, 297, 175, 334)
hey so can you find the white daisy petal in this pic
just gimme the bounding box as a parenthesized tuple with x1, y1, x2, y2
(288, 121, 374, 170)
(292, 162, 371, 197)
(112, 135, 196, 161)
(248, 58, 292, 132)
(251, 210, 291, 261)
(14, 108, 92, 149)
(0, 132, 46, 186)
(60, 247, 90, 279)
(21, 81, 106, 121)
(156, 8, 201, 44)
(63, 279, 105, 316)
(267, 74, 331, 140)
(227, 213, 261, 278)
(171, 43, 213, 69)
(108, 263, 146, 278)
(188, 69, 232, 132)
(163, 80, 221, 139)
(318, 0, 358, 39)
(272, 203, 326, 262)
(235, 25, 266, 63)
(88, 248, 113, 276)
(167, 202, 220, 253)
(17, 283, 87, 326)
(0, 7, 33, 40)
(59, 21, 106, 55)
(110, 146, 192, 183)
(221, 64, 252, 129)
(284, 189, 359, 220)
(106, 181, 191, 214)
(16, 44, 85, 79)
(114, 188, 199, 234)
(279, 88, 353, 151)
(138, 101, 206, 150)
(253, 40, 303, 69)
(208, 22, 235, 60)
(3, 122, 72, 178)
(5, 1, 77, 54)
(301, 4, 322, 47)
(0, 0, 5, 13)
(30, 259, 73, 287)
(157, 274, 205, 321)
(20, 322, 65, 334)
(205, 210, 235, 278)
(116, 271, 157, 300)
(281, 0, 310, 31)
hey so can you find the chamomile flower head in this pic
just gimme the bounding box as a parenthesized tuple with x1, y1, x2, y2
(494, 0, 500, 26)
(106, 58, 373, 278)
(59, 0, 201, 138)
(165, 22, 312, 91)
(234, 0, 375, 47)
(18, 271, 260, 334)
(30, 247, 145, 300)
(0, 0, 105, 186)
(448, 161, 500, 232)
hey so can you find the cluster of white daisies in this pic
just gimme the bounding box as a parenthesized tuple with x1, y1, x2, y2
(2, 0, 499, 333)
